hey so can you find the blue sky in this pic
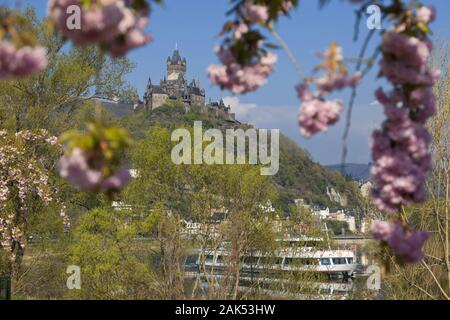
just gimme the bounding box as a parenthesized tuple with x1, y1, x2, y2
(8, 0, 450, 165)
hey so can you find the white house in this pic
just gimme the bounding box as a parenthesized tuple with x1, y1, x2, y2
(313, 207, 330, 219)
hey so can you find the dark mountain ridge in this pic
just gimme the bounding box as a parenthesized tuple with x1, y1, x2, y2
(326, 163, 372, 181)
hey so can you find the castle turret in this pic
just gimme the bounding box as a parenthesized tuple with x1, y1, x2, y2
(167, 49, 187, 80)
(143, 77, 153, 110)
(147, 77, 152, 89)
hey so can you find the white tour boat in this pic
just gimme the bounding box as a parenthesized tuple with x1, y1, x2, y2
(197, 236, 358, 277)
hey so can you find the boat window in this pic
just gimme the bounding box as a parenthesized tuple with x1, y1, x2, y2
(332, 258, 347, 265)
(305, 242, 317, 247)
(216, 256, 224, 264)
(205, 255, 214, 264)
(258, 257, 271, 265)
(185, 255, 197, 265)
(257, 257, 283, 265)
(319, 288, 332, 294)
(243, 257, 259, 265)
(320, 258, 331, 265)
(285, 258, 315, 266)
(346, 258, 353, 264)
(260, 282, 274, 290)
(304, 259, 317, 265)
(240, 279, 252, 287)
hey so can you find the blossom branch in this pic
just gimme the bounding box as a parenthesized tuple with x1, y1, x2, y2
(267, 24, 303, 81)
(340, 14, 385, 168)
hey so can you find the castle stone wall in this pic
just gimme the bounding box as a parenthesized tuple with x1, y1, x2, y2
(190, 94, 205, 106)
(152, 93, 169, 110)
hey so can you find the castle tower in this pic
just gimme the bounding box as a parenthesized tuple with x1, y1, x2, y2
(143, 77, 153, 110)
(167, 49, 187, 81)
(144, 48, 207, 111)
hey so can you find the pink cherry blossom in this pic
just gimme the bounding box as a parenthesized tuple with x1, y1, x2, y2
(58, 148, 103, 191)
(242, 1, 269, 24)
(379, 31, 439, 87)
(416, 6, 436, 24)
(108, 27, 152, 58)
(372, 11, 438, 214)
(100, 166, 132, 191)
(208, 47, 277, 94)
(233, 23, 250, 40)
(58, 147, 132, 192)
(48, 0, 124, 45)
(372, 221, 429, 264)
(107, 6, 152, 58)
(49, 0, 151, 57)
(315, 71, 361, 96)
(296, 84, 314, 101)
(371, 126, 430, 213)
(374, 87, 403, 108)
(298, 98, 343, 138)
(280, 1, 294, 14)
(388, 223, 429, 264)
(371, 221, 394, 242)
(381, 31, 431, 68)
(0, 41, 48, 79)
(410, 87, 437, 123)
(296, 44, 358, 138)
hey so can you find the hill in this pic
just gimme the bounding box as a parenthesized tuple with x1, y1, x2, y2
(112, 101, 363, 211)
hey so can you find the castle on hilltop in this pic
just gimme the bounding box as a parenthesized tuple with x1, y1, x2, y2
(143, 48, 235, 121)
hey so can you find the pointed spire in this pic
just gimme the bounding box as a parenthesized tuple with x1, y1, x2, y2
(170, 46, 182, 64)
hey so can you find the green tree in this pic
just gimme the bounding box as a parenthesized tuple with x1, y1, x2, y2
(0, 8, 136, 134)
(67, 208, 157, 300)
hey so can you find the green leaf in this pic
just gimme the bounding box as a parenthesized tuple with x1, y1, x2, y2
(417, 22, 429, 34)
